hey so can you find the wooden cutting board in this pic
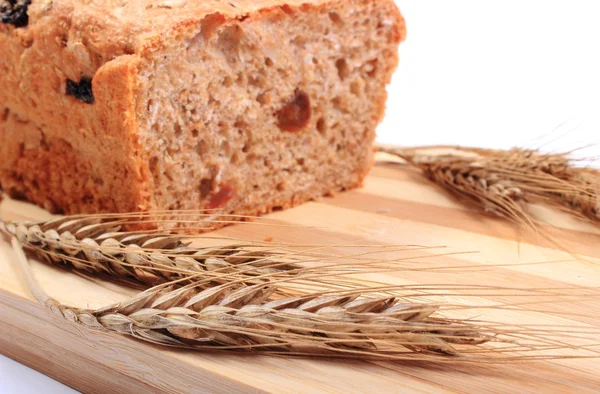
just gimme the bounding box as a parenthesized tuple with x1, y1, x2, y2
(2, 154, 600, 393)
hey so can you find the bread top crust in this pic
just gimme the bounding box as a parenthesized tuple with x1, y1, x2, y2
(5, 1, 332, 58)
(4, 1, 404, 74)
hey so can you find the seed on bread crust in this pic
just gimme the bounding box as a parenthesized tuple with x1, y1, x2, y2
(66, 78, 95, 104)
(0, 0, 31, 27)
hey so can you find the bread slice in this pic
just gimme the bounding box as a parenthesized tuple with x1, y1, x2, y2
(0, 0, 405, 224)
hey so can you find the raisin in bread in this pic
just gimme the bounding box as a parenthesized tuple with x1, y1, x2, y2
(0, 0, 405, 224)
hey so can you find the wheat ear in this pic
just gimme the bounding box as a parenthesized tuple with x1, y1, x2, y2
(378, 145, 600, 226)
(14, 236, 600, 362)
(0, 216, 305, 288)
(6, 236, 522, 361)
(1, 214, 468, 295)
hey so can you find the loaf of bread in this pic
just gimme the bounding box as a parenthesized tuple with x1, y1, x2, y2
(0, 0, 405, 222)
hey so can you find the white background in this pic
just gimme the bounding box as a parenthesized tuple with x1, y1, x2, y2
(379, 0, 600, 159)
(2, 1, 600, 392)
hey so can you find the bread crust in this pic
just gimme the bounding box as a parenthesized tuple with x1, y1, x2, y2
(0, 0, 405, 220)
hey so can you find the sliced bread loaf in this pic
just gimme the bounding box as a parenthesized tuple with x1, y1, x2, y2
(0, 0, 405, 225)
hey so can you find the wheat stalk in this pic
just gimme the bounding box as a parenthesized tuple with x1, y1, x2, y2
(0, 215, 307, 288)
(50, 283, 481, 357)
(3, 190, 600, 361)
(14, 237, 600, 361)
(16, 236, 598, 362)
(1, 214, 475, 294)
(4, 215, 599, 361)
(378, 145, 600, 226)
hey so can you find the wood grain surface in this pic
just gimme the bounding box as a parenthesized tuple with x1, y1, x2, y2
(1, 155, 600, 393)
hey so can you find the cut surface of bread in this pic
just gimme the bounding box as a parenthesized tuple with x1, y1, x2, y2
(0, 0, 405, 225)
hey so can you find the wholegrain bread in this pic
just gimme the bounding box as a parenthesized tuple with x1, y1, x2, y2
(0, 0, 405, 225)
